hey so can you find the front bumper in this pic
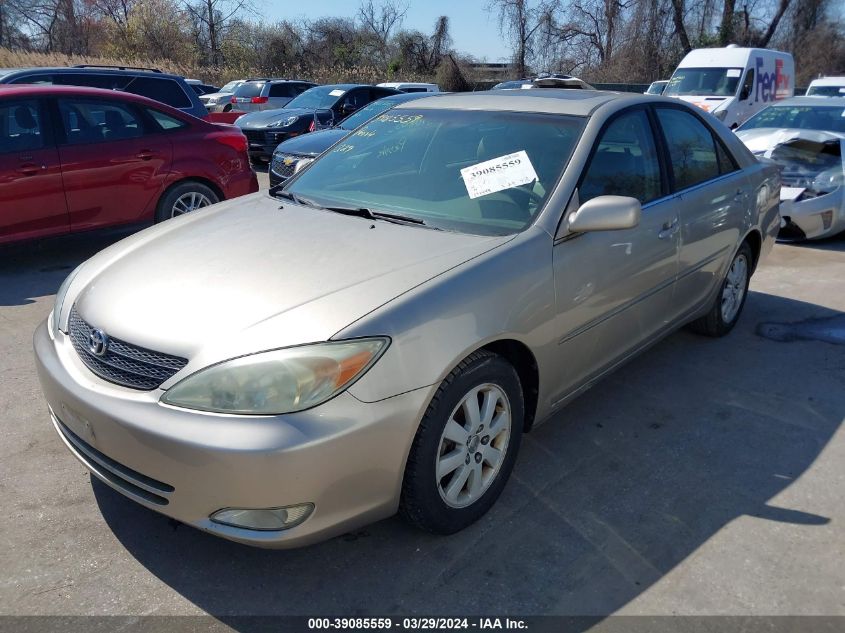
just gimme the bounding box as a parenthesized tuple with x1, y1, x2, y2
(779, 187, 845, 241)
(241, 130, 299, 160)
(33, 320, 430, 548)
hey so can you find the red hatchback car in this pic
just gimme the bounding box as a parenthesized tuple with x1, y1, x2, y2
(0, 85, 258, 245)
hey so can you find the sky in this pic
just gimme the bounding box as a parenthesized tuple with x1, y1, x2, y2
(263, 1, 507, 62)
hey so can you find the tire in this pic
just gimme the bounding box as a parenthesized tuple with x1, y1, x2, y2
(155, 181, 219, 223)
(399, 350, 524, 534)
(688, 242, 753, 337)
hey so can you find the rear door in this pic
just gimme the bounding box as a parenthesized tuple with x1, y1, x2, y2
(55, 95, 173, 231)
(0, 97, 68, 244)
(653, 106, 749, 319)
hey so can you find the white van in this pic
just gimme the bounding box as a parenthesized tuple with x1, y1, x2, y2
(664, 46, 794, 128)
(377, 82, 440, 93)
(805, 76, 845, 97)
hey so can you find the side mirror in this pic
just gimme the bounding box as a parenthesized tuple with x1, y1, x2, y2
(740, 87, 750, 101)
(566, 195, 641, 233)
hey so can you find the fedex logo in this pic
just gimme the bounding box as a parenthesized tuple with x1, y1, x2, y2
(755, 57, 790, 102)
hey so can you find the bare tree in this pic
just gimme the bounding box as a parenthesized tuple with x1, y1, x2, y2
(357, 0, 406, 64)
(182, 0, 254, 66)
(488, 0, 557, 77)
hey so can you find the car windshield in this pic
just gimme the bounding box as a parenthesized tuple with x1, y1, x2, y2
(233, 82, 264, 97)
(338, 99, 399, 130)
(284, 109, 585, 236)
(806, 85, 845, 97)
(220, 81, 241, 92)
(286, 86, 347, 110)
(646, 82, 666, 95)
(738, 105, 845, 133)
(664, 67, 742, 97)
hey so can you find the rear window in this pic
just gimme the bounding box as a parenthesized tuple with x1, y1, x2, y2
(123, 76, 192, 109)
(234, 82, 265, 98)
(268, 83, 297, 98)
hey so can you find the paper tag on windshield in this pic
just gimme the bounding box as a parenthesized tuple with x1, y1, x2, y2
(461, 151, 538, 199)
(329, 89, 346, 97)
(726, 69, 742, 77)
(780, 187, 805, 201)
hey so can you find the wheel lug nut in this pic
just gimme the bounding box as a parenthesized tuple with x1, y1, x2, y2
(474, 452, 482, 463)
(465, 455, 471, 465)
(481, 435, 490, 445)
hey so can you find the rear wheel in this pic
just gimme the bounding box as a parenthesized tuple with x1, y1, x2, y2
(155, 181, 219, 223)
(688, 242, 753, 337)
(399, 350, 523, 534)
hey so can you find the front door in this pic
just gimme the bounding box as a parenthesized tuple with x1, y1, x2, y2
(551, 108, 680, 402)
(0, 97, 68, 244)
(55, 96, 171, 231)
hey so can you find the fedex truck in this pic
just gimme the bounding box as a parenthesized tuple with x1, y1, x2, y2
(664, 45, 794, 128)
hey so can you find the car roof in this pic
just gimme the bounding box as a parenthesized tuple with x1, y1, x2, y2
(766, 96, 845, 107)
(0, 66, 187, 81)
(0, 84, 197, 111)
(393, 89, 630, 116)
(808, 76, 845, 86)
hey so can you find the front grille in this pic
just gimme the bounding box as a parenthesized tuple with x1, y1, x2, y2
(56, 418, 173, 506)
(68, 307, 188, 391)
(242, 129, 267, 145)
(270, 153, 301, 181)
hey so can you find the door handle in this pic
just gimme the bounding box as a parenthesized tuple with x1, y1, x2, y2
(137, 150, 155, 160)
(658, 217, 680, 240)
(17, 163, 44, 176)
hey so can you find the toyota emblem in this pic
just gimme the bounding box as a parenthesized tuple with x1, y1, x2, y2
(87, 328, 109, 356)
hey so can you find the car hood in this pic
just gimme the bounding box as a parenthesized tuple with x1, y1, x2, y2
(736, 127, 845, 153)
(237, 108, 328, 129)
(70, 194, 511, 378)
(275, 129, 348, 156)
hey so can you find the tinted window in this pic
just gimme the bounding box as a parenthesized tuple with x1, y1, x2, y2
(0, 100, 44, 153)
(123, 77, 192, 109)
(716, 142, 737, 174)
(59, 98, 144, 144)
(146, 108, 187, 130)
(739, 70, 754, 100)
(54, 73, 128, 90)
(656, 108, 720, 190)
(233, 82, 265, 98)
(268, 83, 296, 98)
(286, 109, 585, 236)
(580, 109, 661, 204)
(9, 73, 54, 85)
(286, 86, 348, 110)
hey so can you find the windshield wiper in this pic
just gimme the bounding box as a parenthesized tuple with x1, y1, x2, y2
(269, 186, 324, 209)
(322, 205, 436, 228)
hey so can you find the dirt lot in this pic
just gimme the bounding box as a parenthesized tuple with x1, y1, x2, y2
(1, 201, 843, 619)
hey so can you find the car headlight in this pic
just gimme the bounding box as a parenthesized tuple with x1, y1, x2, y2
(293, 157, 314, 173)
(207, 97, 218, 105)
(809, 170, 844, 195)
(52, 265, 82, 337)
(161, 338, 389, 414)
(268, 116, 300, 128)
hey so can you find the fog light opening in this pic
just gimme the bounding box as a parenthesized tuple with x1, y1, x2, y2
(820, 210, 833, 230)
(210, 503, 314, 531)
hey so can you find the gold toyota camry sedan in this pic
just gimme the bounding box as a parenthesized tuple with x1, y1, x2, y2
(34, 90, 781, 547)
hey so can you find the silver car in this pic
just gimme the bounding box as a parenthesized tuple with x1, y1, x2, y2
(35, 91, 780, 548)
(229, 79, 316, 113)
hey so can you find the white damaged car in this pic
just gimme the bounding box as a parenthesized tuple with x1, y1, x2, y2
(736, 97, 845, 240)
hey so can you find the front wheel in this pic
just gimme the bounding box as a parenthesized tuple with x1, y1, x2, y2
(399, 350, 524, 534)
(688, 242, 753, 337)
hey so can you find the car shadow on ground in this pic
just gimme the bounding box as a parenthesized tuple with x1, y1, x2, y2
(90, 289, 844, 624)
(0, 227, 140, 307)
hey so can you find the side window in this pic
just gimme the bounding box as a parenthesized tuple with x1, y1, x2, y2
(58, 98, 144, 145)
(54, 73, 121, 90)
(146, 108, 187, 131)
(0, 100, 45, 153)
(656, 108, 720, 191)
(268, 83, 294, 98)
(579, 109, 662, 204)
(716, 141, 737, 174)
(740, 70, 754, 101)
(9, 74, 54, 85)
(123, 77, 192, 109)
